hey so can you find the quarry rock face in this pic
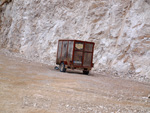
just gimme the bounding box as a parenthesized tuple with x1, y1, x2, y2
(0, 0, 150, 81)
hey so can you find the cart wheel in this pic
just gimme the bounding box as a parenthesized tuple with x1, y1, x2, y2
(83, 70, 89, 75)
(59, 62, 66, 72)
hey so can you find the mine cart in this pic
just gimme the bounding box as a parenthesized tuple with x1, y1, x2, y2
(56, 39, 95, 75)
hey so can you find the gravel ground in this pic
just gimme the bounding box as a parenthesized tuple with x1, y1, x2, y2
(0, 52, 150, 113)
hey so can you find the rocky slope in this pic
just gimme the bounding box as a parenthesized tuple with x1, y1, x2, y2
(0, 0, 150, 81)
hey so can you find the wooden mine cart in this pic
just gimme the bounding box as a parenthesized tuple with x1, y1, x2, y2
(56, 40, 95, 75)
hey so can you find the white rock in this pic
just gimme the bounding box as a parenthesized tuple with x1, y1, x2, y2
(148, 94, 150, 98)
(0, 0, 150, 82)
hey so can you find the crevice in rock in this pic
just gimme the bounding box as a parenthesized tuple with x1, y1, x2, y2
(0, 0, 12, 7)
(115, 0, 133, 48)
(145, 0, 150, 5)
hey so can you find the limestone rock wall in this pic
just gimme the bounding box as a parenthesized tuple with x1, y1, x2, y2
(0, 0, 150, 80)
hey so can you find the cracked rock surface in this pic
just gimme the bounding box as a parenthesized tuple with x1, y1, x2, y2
(0, 0, 150, 81)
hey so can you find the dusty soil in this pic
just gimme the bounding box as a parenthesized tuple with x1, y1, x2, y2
(0, 52, 150, 113)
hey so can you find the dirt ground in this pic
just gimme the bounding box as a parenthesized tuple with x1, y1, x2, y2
(0, 52, 150, 113)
